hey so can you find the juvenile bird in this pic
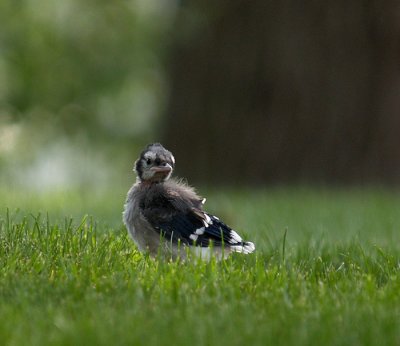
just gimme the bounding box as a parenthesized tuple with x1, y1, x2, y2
(123, 143, 255, 260)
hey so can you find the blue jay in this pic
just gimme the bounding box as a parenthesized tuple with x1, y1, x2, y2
(123, 143, 255, 259)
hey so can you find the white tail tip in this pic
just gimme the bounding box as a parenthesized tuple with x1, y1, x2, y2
(230, 241, 255, 254)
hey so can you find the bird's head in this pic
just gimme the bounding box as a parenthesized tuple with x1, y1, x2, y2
(135, 143, 175, 183)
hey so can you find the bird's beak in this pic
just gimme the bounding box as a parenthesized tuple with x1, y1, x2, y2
(150, 163, 172, 174)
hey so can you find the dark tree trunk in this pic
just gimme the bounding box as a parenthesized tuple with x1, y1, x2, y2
(162, 1, 400, 185)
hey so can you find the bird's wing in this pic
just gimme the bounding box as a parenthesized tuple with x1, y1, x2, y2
(142, 204, 245, 248)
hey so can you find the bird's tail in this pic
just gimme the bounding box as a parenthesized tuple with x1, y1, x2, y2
(230, 241, 255, 254)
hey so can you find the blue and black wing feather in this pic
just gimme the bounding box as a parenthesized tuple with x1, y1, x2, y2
(145, 209, 237, 247)
(140, 190, 247, 248)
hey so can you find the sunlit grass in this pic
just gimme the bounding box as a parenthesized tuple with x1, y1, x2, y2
(1, 187, 400, 345)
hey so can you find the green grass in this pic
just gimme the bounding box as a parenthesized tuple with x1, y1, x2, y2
(1, 187, 400, 345)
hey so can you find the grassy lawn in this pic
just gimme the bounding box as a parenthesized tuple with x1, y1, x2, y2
(1, 187, 400, 345)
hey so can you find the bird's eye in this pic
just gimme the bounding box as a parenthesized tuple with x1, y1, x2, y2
(146, 158, 152, 165)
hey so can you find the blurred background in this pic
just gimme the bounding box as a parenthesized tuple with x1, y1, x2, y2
(1, 1, 400, 212)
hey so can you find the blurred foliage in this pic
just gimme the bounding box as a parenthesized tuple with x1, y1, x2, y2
(0, 0, 177, 188)
(0, 0, 177, 136)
